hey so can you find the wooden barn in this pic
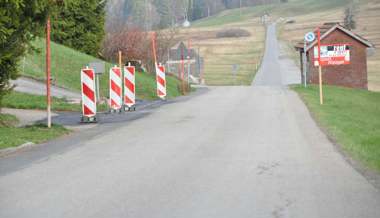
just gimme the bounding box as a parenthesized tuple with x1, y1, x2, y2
(167, 41, 203, 81)
(295, 23, 374, 89)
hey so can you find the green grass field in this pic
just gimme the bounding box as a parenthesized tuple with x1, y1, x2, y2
(0, 114, 69, 150)
(0, 113, 19, 127)
(0, 123, 69, 150)
(192, 0, 348, 28)
(192, 5, 274, 28)
(2, 92, 82, 111)
(293, 85, 380, 171)
(20, 38, 182, 100)
(186, 13, 266, 86)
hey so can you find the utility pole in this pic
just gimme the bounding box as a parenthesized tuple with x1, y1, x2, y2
(303, 41, 307, 87)
(317, 28, 324, 105)
(198, 47, 202, 84)
(187, 39, 191, 86)
(46, 17, 52, 128)
(181, 44, 185, 94)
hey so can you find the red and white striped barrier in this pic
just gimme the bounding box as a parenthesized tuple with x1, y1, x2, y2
(124, 65, 136, 108)
(155, 63, 166, 99)
(81, 67, 97, 120)
(109, 66, 122, 110)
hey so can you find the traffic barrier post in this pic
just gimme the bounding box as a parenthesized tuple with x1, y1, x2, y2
(109, 66, 123, 112)
(81, 67, 97, 122)
(156, 63, 166, 99)
(123, 63, 136, 111)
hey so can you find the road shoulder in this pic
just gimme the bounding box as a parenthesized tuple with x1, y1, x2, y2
(0, 86, 209, 175)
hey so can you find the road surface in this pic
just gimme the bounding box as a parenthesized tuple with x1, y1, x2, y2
(1, 24, 379, 218)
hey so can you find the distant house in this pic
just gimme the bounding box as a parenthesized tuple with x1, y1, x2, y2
(295, 23, 374, 89)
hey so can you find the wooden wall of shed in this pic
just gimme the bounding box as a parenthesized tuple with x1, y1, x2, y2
(307, 29, 368, 89)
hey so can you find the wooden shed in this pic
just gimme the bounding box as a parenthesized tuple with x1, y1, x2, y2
(167, 41, 203, 79)
(295, 23, 373, 89)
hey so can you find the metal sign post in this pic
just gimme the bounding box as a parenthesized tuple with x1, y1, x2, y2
(304, 32, 315, 88)
(187, 39, 192, 86)
(46, 17, 51, 128)
(303, 41, 307, 87)
(89, 61, 105, 101)
(317, 28, 324, 105)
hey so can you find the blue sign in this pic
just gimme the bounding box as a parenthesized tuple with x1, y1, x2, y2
(304, 32, 316, 42)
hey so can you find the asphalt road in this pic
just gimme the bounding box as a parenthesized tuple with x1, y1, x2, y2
(1, 24, 379, 218)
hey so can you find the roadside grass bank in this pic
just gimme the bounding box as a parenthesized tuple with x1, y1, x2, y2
(0, 114, 19, 127)
(192, 0, 347, 28)
(0, 114, 69, 150)
(3, 91, 81, 111)
(293, 85, 380, 172)
(135, 72, 182, 99)
(2, 91, 112, 112)
(20, 38, 183, 99)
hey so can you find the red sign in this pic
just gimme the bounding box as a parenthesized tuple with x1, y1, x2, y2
(314, 44, 350, 66)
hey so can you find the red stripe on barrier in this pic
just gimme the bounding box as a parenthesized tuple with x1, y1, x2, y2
(124, 96, 133, 104)
(83, 104, 94, 116)
(157, 90, 165, 96)
(158, 66, 165, 73)
(157, 76, 166, 87)
(126, 67, 135, 75)
(112, 68, 121, 77)
(111, 99, 119, 107)
(82, 83, 95, 102)
(125, 78, 135, 92)
(83, 69, 94, 80)
(111, 80, 121, 94)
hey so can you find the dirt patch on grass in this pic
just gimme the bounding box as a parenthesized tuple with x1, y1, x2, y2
(216, 28, 251, 38)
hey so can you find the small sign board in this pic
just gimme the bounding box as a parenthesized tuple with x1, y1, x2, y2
(89, 62, 105, 74)
(304, 32, 316, 42)
(314, 44, 351, 66)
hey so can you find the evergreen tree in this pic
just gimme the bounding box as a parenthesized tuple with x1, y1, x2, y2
(192, 0, 206, 21)
(51, 0, 106, 56)
(154, 0, 172, 28)
(0, 0, 50, 108)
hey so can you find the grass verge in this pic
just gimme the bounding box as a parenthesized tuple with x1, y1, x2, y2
(2, 91, 113, 112)
(2, 91, 81, 111)
(293, 85, 380, 172)
(0, 113, 19, 127)
(0, 123, 69, 150)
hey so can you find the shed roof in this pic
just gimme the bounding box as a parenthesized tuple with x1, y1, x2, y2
(295, 23, 373, 52)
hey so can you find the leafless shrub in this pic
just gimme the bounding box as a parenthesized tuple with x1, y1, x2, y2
(101, 23, 178, 74)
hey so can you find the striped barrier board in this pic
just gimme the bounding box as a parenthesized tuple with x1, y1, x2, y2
(155, 63, 166, 99)
(109, 66, 122, 111)
(81, 67, 97, 121)
(124, 65, 136, 109)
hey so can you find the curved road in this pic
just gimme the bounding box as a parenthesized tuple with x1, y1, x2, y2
(1, 24, 379, 218)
